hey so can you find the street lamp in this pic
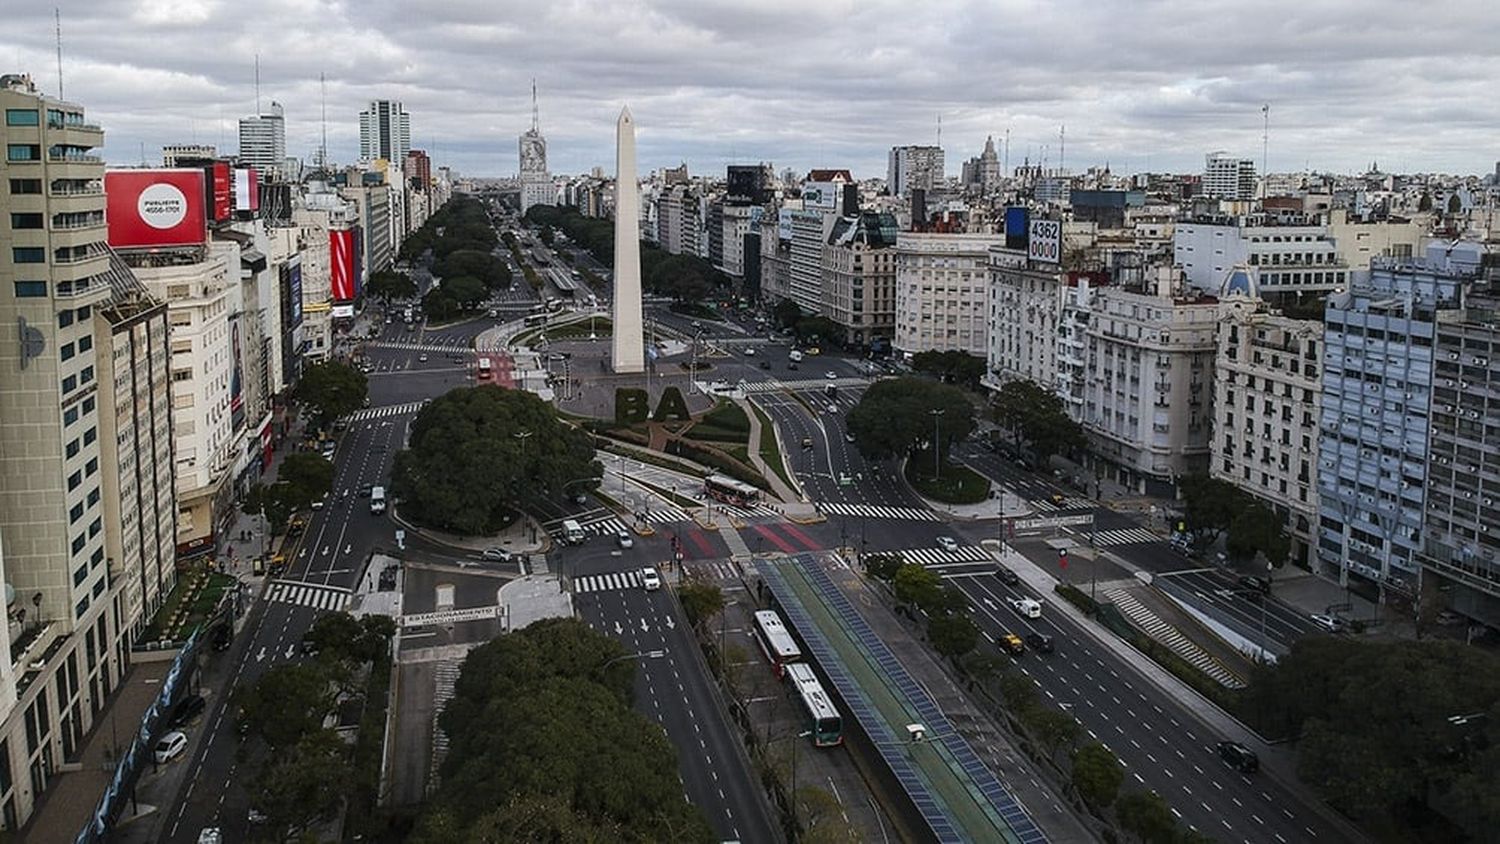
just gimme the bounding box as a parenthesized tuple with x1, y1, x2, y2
(930, 408, 945, 479)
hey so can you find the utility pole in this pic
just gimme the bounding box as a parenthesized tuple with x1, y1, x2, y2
(930, 408, 945, 479)
(55, 8, 64, 101)
(1261, 103, 1270, 199)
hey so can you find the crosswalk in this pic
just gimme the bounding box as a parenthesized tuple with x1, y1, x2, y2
(1029, 496, 1096, 512)
(871, 545, 995, 568)
(343, 400, 425, 422)
(737, 376, 872, 394)
(430, 659, 462, 781)
(712, 502, 782, 521)
(574, 570, 644, 593)
(818, 502, 942, 522)
(367, 339, 475, 353)
(1088, 527, 1160, 547)
(265, 579, 352, 612)
(1107, 589, 1246, 689)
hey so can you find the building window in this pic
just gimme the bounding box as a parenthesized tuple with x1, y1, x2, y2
(76, 305, 90, 320)
(65, 439, 79, 458)
(68, 470, 81, 491)
(64, 406, 78, 426)
(58, 309, 74, 327)
(75, 596, 89, 619)
(11, 247, 45, 263)
(6, 144, 40, 161)
(5, 108, 39, 126)
(77, 335, 91, 352)
(71, 534, 86, 554)
(83, 427, 96, 446)
(60, 342, 75, 361)
(10, 213, 43, 229)
(9, 178, 43, 194)
(62, 375, 77, 393)
(13, 281, 47, 297)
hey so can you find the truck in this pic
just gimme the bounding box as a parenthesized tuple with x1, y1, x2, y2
(561, 519, 585, 544)
(369, 486, 387, 515)
(788, 350, 804, 363)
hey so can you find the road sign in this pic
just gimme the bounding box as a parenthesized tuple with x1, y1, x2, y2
(1013, 514, 1095, 532)
(401, 605, 498, 628)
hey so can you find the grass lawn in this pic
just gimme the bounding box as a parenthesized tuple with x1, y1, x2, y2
(905, 458, 992, 504)
(750, 402, 794, 492)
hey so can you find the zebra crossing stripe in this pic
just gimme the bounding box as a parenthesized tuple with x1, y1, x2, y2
(818, 502, 942, 522)
(1107, 589, 1245, 688)
(344, 400, 424, 422)
(1090, 528, 1160, 546)
(266, 580, 352, 611)
(871, 546, 993, 567)
(574, 570, 643, 593)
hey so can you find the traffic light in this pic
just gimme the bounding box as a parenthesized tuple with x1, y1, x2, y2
(1058, 548, 1068, 570)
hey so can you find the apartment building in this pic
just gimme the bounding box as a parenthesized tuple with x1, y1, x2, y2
(1422, 279, 1500, 629)
(758, 213, 791, 305)
(1083, 273, 1218, 495)
(1174, 213, 1349, 298)
(0, 71, 130, 832)
(1316, 242, 1483, 596)
(894, 232, 1001, 358)
(786, 208, 832, 317)
(1212, 272, 1324, 568)
(655, 183, 701, 258)
(290, 185, 357, 360)
(823, 212, 899, 347)
(887, 145, 944, 197)
(1203, 152, 1257, 200)
(1054, 275, 1107, 419)
(986, 247, 1063, 390)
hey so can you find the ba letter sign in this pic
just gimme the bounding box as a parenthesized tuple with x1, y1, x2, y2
(1027, 218, 1062, 265)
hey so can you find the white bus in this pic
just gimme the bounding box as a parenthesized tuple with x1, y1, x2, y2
(369, 486, 387, 515)
(751, 610, 802, 677)
(784, 663, 843, 747)
(704, 475, 762, 507)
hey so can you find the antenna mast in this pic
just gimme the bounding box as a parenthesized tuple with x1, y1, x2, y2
(254, 53, 261, 115)
(319, 72, 328, 170)
(54, 8, 64, 100)
(1059, 124, 1065, 176)
(936, 113, 942, 149)
(1004, 128, 1010, 178)
(531, 78, 539, 133)
(1261, 103, 1270, 198)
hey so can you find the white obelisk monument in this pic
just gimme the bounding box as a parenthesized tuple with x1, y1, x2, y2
(611, 106, 645, 373)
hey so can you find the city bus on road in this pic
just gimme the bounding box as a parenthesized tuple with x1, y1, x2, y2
(703, 474, 762, 507)
(523, 311, 550, 327)
(784, 663, 843, 747)
(751, 610, 802, 677)
(477, 358, 493, 380)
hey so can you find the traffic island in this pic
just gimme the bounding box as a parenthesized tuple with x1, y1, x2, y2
(904, 458, 992, 504)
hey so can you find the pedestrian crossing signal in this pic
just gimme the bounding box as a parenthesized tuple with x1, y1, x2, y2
(1058, 548, 1068, 569)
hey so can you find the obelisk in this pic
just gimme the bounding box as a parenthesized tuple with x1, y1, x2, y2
(611, 106, 645, 373)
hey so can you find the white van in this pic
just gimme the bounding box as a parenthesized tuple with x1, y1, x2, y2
(1010, 598, 1042, 619)
(561, 519, 585, 544)
(369, 486, 387, 515)
(788, 350, 804, 363)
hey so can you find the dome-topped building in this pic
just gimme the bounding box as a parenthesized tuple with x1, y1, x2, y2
(1220, 263, 1259, 299)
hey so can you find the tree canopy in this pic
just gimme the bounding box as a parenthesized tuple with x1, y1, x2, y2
(242, 452, 333, 532)
(434, 248, 512, 290)
(294, 360, 368, 424)
(990, 378, 1086, 460)
(911, 350, 987, 389)
(845, 376, 976, 462)
(421, 618, 714, 842)
(391, 386, 601, 534)
(1242, 637, 1500, 839)
(366, 268, 417, 300)
(771, 298, 803, 330)
(1178, 474, 1292, 566)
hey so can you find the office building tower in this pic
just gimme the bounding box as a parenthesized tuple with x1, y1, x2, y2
(404, 149, 432, 193)
(519, 84, 552, 213)
(1316, 242, 1484, 597)
(238, 101, 285, 178)
(358, 100, 410, 163)
(1202, 152, 1257, 200)
(0, 71, 130, 831)
(961, 136, 1002, 193)
(887, 145, 944, 198)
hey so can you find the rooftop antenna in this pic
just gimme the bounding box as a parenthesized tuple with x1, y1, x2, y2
(1059, 124, 1065, 176)
(531, 78, 539, 133)
(319, 71, 327, 170)
(936, 113, 942, 149)
(138, 141, 145, 166)
(1261, 103, 1270, 198)
(54, 8, 64, 100)
(254, 53, 261, 115)
(1003, 128, 1010, 178)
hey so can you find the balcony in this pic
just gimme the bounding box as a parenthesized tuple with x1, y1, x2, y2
(47, 151, 102, 164)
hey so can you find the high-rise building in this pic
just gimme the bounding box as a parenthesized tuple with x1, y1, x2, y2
(987, 249, 1065, 392)
(0, 71, 131, 831)
(887, 145, 944, 198)
(893, 232, 999, 358)
(404, 149, 432, 193)
(824, 212, 900, 347)
(1202, 152, 1257, 200)
(1316, 242, 1484, 596)
(238, 101, 286, 178)
(358, 100, 410, 163)
(1422, 275, 1500, 629)
(519, 83, 552, 214)
(960, 136, 1001, 193)
(726, 163, 774, 206)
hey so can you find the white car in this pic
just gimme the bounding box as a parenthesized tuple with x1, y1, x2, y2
(1310, 613, 1345, 633)
(825, 371, 837, 379)
(1010, 598, 1043, 619)
(418, 353, 428, 362)
(936, 536, 959, 552)
(826, 403, 838, 413)
(480, 547, 510, 562)
(641, 566, 661, 591)
(616, 531, 634, 549)
(744, 347, 757, 356)
(154, 730, 188, 764)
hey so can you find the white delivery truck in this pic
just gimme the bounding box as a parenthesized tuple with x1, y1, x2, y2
(561, 519, 585, 544)
(369, 486, 387, 515)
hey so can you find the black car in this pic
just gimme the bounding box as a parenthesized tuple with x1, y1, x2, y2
(997, 567, 1020, 586)
(1237, 575, 1271, 594)
(1217, 740, 1259, 773)
(211, 625, 232, 652)
(759, 360, 771, 370)
(1025, 633, 1055, 653)
(169, 694, 207, 728)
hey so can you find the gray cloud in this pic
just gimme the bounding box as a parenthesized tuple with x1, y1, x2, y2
(5, 0, 1497, 179)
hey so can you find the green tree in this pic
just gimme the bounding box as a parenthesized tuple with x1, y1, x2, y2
(277, 453, 335, 507)
(927, 613, 979, 661)
(1177, 473, 1246, 547)
(442, 274, 487, 308)
(539, 226, 555, 246)
(391, 387, 601, 534)
(648, 254, 715, 303)
(236, 662, 343, 750)
(302, 611, 395, 665)
(1418, 192, 1434, 212)
(845, 376, 976, 462)
(892, 563, 946, 611)
(366, 268, 417, 300)
(991, 378, 1086, 459)
(1116, 789, 1178, 843)
(864, 553, 903, 581)
(434, 248, 511, 290)
(793, 315, 842, 345)
(1025, 707, 1082, 760)
(1225, 500, 1291, 567)
(294, 360, 368, 423)
(1071, 742, 1124, 809)
(251, 728, 352, 841)
(771, 298, 802, 330)
(1447, 193, 1463, 214)
(678, 581, 725, 630)
(911, 350, 988, 389)
(999, 672, 1039, 713)
(241, 482, 293, 534)
(423, 285, 460, 321)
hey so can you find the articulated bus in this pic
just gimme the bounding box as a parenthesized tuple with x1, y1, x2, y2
(751, 610, 802, 677)
(703, 474, 762, 507)
(784, 663, 843, 747)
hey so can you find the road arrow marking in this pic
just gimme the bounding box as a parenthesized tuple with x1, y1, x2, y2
(614, 621, 623, 635)
(256, 647, 266, 662)
(640, 619, 650, 633)
(284, 645, 295, 659)
(984, 598, 998, 611)
(344, 544, 352, 554)
(322, 546, 331, 556)
(665, 616, 675, 630)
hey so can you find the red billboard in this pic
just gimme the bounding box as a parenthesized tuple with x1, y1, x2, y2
(211, 161, 232, 221)
(232, 167, 260, 212)
(330, 229, 356, 301)
(105, 169, 208, 249)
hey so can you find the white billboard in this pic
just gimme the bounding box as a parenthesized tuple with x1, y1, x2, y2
(802, 181, 840, 212)
(1028, 218, 1062, 264)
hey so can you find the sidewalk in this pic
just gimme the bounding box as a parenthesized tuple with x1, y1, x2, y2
(389, 505, 547, 556)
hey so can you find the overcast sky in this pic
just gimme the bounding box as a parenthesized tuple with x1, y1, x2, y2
(6, 1, 1498, 180)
